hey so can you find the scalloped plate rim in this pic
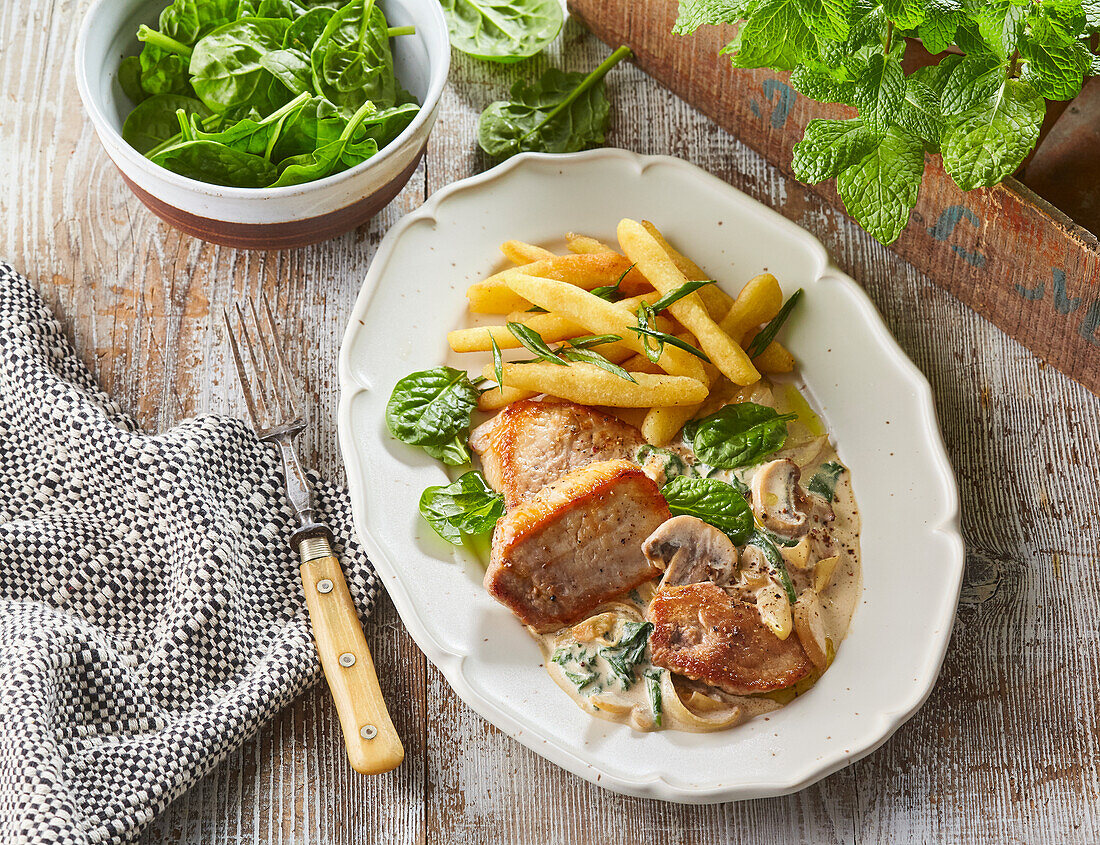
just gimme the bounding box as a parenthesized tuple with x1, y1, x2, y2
(337, 149, 964, 803)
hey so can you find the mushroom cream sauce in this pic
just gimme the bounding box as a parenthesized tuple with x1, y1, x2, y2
(526, 378, 862, 733)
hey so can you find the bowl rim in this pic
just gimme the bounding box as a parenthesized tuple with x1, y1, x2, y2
(74, 0, 450, 200)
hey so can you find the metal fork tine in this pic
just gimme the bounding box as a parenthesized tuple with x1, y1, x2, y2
(248, 296, 294, 420)
(260, 290, 304, 417)
(235, 302, 272, 429)
(222, 306, 262, 430)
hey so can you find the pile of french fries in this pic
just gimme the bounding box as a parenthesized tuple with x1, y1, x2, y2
(447, 218, 796, 447)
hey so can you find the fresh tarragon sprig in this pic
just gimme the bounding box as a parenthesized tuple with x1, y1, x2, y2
(675, 0, 1099, 244)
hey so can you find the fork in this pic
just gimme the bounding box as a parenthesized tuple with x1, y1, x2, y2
(223, 293, 403, 775)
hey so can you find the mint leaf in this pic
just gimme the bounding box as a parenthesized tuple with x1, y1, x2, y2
(674, 0, 756, 34)
(853, 54, 905, 132)
(915, 54, 963, 93)
(1020, 15, 1090, 100)
(790, 66, 857, 105)
(836, 128, 924, 244)
(917, 0, 962, 53)
(800, 0, 853, 41)
(942, 79, 1044, 191)
(896, 76, 944, 149)
(792, 118, 883, 183)
(726, 0, 817, 71)
(883, 0, 925, 30)
(973, 0, 1028, 58)
(940, 53, 1006, 118)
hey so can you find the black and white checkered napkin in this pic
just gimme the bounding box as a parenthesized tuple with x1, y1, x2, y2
(0, 264, 377, 844)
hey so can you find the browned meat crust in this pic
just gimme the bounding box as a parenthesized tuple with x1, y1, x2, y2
(485, 460, 669, 632)
(647, 583, 813, 695)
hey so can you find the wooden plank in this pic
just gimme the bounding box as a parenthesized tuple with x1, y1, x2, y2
(2, 1, 1099, 842)
(567, 0, 1100, 396)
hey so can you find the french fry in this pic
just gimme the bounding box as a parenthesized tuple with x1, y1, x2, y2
(448, 312, 588, 353)
(467, 285, 531, 314)
(720, 273, 784, 339)
(467, 253, 652, 314)
(641, 220, 734, 318)
(502, 272, 708, 383)
(639, 277, 785, 444)
(501, 240, 555, 264)
(621, 353, 667, 375)
(483, 362, 707, 407)
(742, 329, 796, 373)
(478, 384, 537, 411)
(618, 218, 760, 386)
(566, 233, 617, 255)
(595, 406, 649, 429)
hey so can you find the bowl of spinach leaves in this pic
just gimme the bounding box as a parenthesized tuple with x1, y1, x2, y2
(76, 0, 449, 248)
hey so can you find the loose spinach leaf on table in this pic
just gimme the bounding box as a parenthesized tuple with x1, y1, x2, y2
(440, 0, 563, 63)
(478, 46, 632, 159)
(685, 402, 797, 469)
(419, 471, 505, 544)
(660, 476, 755, 544)
(122, 93, 212, 154)
(386, 366, 480, 448)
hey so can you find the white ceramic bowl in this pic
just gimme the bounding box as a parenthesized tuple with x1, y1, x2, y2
(75, 0, 449, 249)
(338, 149, 965, 802)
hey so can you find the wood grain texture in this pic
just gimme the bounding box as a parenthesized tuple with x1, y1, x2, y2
(1, 3, 1098, 843)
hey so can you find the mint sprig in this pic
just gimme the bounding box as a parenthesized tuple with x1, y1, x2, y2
(678, 0, 1098, 244)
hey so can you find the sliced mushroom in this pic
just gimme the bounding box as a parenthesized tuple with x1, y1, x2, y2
(751, 458, 835, 540)
(792, 589, 829, 670)
(642, 516, 740, 590)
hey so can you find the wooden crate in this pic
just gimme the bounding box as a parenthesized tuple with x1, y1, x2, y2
(569, 0, 1100, 394)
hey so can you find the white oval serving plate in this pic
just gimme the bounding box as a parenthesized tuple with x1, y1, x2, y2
(337, 149, 964, 803)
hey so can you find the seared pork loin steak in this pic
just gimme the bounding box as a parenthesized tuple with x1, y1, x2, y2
(647, 582, 813, 695)
(485, 459, 670, 632)
(470, 399, 646, 509)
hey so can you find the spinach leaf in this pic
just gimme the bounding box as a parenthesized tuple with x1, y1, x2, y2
(441, 0, 563, 63)
(746, 530, 797, 604)
(478, 46, 632, 159)
(181, 91, 311, 156)
(190, 17, 291, 112)
(808, 461, 846, 501)
(269, 99, 376, 185)
(745, 288, 802, 358)
(423, 435, 471, 467)
(645, 668, 663, 727)
(598, 621, 653, 689)
(310, 0, 396, 117)
(284, 6, 336, 50)
(118, 56, 149, 104)
(262, 47, 314, 94)
(149, 139, 278, 186)
(419, 471, 504, 544)
(122, 93, 212, 154)
(636, 444, 692, 480)
(687, 403, 796, 469)
(386, 366, 479, 448)
(660, 476, 755, 544)
(552, 646, 598, 692)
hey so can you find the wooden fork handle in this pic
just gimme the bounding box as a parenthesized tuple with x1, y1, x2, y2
(300, 554, 404, 774)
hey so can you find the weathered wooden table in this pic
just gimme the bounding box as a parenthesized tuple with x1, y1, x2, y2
(4, 4, 1099, 843)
